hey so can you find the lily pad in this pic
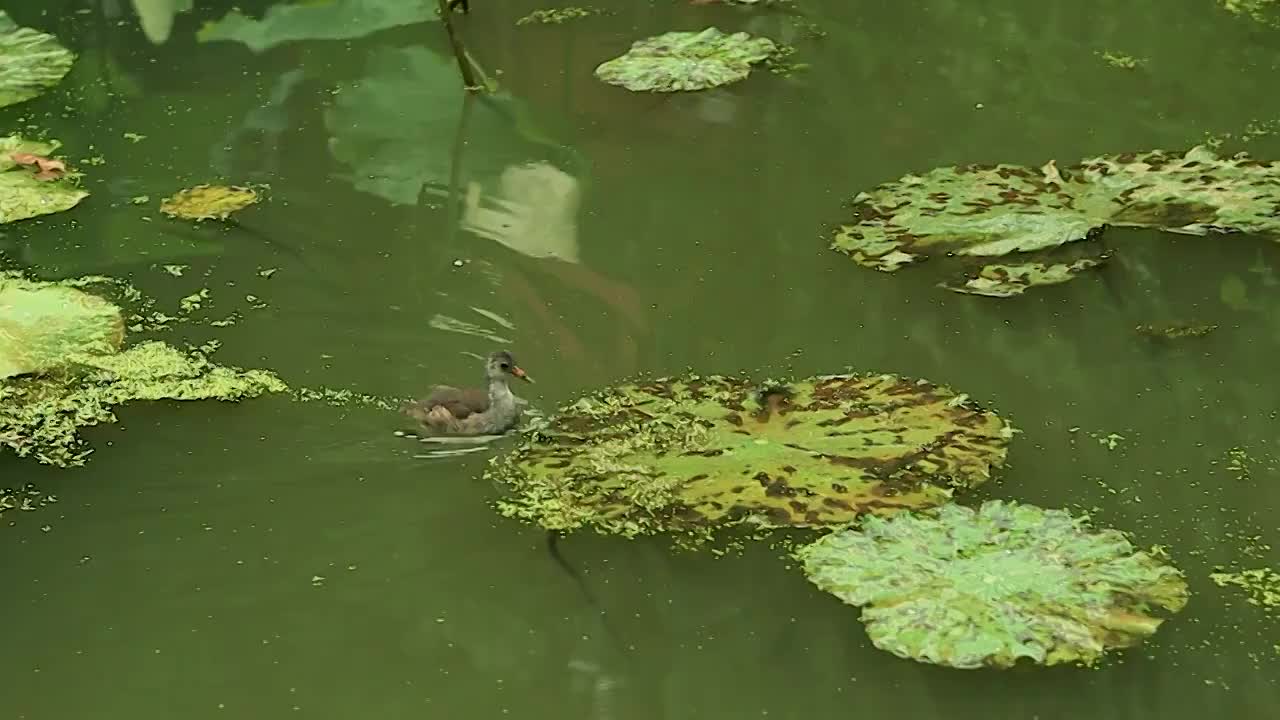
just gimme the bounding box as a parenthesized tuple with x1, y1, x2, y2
(0, 135, 88, 224)
(198, 0, 437, 53)
(160, 184, 259, 221)
(490, 373, 1012, 540)
(833, 146, 1280, 296)
(0, 273, 288, 468)
(0, 276, 124, 380)
(594, 27, 778, 92)
(796, 501, 1189, 669)
(0, 11, 75, 109)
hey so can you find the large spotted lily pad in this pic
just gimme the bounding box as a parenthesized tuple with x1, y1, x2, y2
(1, 273, 288, 467)
(490, 373, 1012, 540)
(0, 276, 124, 379)
(833, 146, 1280, 296)
(796, 501, 1189, 669)
(594, 27, 777, 92)
(0, 135, 88, 224)
(0, 11, 75, 109)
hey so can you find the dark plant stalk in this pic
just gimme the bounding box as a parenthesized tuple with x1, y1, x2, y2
(436, 0, 479, 90)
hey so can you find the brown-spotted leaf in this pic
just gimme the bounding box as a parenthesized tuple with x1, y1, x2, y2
(832, 146, 1280, 297)
(490, 373, 1012, 540)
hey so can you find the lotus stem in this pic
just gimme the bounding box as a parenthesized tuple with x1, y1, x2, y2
(436, 0, 480, 90)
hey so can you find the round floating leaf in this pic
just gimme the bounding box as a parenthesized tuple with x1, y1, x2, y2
(833, 146, 1280, 295)
(0, 135, 88, 224)
(0, 276, 124, 380)
(594, 27, 777, 92)
(490, 373, 1011, 539)
(0, 11, 75, 109)
(796, 501, 1189, 669)
(160, 184, 259, 221)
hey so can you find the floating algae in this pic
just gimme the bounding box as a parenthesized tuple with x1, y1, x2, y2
(0, 273, 286, 467)
(1211, 568, 1280, 611)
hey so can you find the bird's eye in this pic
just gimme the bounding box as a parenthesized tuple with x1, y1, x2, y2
(500, 363, 510, 370)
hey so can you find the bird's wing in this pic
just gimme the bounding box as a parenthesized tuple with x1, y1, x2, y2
(410, 385, 489, 420)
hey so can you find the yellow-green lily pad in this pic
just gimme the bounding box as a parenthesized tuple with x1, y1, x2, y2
(160, 184, 259, 221)
(0, 275, 124, 380)
(0, 135, 88, 224)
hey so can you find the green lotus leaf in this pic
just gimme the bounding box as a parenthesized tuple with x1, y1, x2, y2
(0, 135, 89, 224)
(0, 11, 74, 108)
(490, 373, 1012, 540)
(0, 276, 124, 380)
(833, 146, 1280, 294)
(594, 27, 778, 92)
(796, 501, 1189, 669)
(198, 0, 437, 53)
(833, 159, 1104, 272)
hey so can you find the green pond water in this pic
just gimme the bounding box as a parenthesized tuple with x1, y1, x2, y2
(3, 0, 1280, 717)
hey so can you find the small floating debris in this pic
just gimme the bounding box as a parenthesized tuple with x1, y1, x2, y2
(1135, 322, 1219, 340)
(160, 184, 260, 221)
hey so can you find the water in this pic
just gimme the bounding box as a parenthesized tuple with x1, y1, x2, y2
(3, 0, 1280, 717)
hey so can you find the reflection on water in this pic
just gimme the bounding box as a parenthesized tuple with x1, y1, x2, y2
(3, 1, 1280, 719)
(463, 162, 582, 263)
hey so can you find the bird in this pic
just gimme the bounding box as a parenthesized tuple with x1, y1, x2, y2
(402, 350, 532, 436)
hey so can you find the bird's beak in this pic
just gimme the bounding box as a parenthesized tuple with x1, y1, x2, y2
(511, 366, 533, 383)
